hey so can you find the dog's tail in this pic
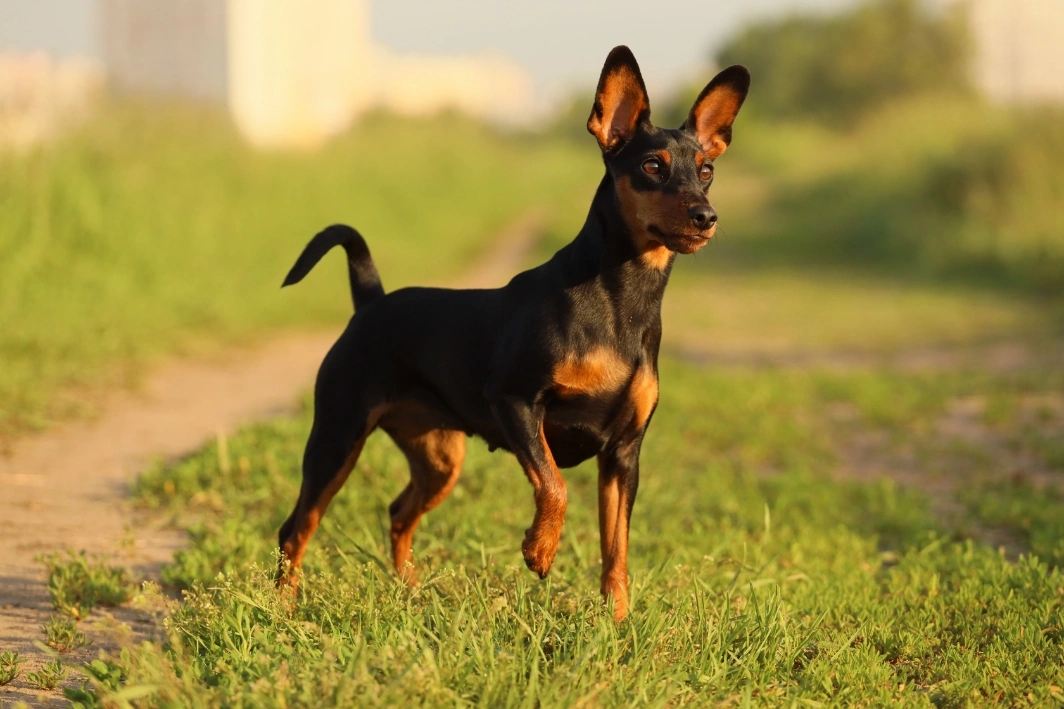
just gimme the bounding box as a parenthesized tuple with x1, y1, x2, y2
(282, 224, 385, 311)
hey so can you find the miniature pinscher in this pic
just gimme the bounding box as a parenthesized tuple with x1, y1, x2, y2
(278, 46, 749, 621)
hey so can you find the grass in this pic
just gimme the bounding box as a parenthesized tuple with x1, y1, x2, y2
(699, 95, 1064, 297)
(25, 658, 67, 691)
(51, 355, 1056, 707)
(7, 60, 1064, 708)
(42, 616, 92, 654)
(0, 104, 598, 441)
(64, 657, 130, 708)
(41, 550, 137, 620)
(0, 652, 24, 686)
(663, 269, 1057, 357)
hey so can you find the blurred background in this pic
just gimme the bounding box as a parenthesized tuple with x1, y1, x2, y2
(0, 0, 1062, 443)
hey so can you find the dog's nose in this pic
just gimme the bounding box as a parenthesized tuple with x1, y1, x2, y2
(688, 205, 717, 230)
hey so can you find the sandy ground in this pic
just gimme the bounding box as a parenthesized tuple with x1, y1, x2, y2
(0, 210, 545, 707)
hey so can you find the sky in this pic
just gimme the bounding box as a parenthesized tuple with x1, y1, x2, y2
(0, 0, 859, 95)
(372, 0, 858, 95)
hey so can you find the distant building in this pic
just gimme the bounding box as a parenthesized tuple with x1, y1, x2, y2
(97, 0, 534, 148)
(0, 51, 103, 149)
(957, 0, 1064, 103)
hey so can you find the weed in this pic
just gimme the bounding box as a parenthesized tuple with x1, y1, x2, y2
(42, 616, 91, 654)
(0, 651, 24, 685)
(40, 551, 135, 619)
(64, 658, 129, 709)
(26, 658, 66, 691)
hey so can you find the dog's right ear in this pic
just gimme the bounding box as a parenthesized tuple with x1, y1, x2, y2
(683, 65, 750, 159)
(587, 46, 650, 153)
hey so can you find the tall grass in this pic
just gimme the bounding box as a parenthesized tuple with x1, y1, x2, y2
(0, 104, 599, 439)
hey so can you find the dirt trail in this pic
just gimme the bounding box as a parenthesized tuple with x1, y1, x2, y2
(0, 210, 546, 706)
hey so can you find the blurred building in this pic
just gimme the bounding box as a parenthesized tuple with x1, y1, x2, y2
(957, 0, 1064, 103)
(0, 0, 534, 149)
(99, 0, 534, 148)
(4, 0, 1061, 151)
(0, 51, 104, 149)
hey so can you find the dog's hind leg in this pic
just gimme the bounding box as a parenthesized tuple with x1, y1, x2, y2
(277, 404, 380, 591)
(382, 406, 466, 583)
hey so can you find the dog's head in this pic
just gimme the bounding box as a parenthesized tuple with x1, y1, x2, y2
(587, 46, 749, 264)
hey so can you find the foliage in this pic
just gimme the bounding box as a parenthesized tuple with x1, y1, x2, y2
(42, 616, 92, 654)
(40, 550, 136, 619)
(25, 658, 67, 691)
(65, 658, 134, 709)
(715, 0, 971, 125)
(0, 651, 24, 685)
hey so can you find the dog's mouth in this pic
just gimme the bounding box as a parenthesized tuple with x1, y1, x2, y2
(647, 223, 716, 254)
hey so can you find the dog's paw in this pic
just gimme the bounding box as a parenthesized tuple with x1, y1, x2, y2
(601, 578, 630, 622)
(521, 529, 557, 579)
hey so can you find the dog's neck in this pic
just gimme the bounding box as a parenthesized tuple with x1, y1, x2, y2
(553, 172, 673, 331)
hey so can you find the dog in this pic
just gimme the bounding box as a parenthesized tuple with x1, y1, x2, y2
(277, 46, 749, 621)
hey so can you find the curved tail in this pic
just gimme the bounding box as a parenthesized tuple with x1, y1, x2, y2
(282, 224, 384, 311)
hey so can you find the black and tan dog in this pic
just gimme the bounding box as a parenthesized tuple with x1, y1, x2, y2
(278, 46, 749, 621)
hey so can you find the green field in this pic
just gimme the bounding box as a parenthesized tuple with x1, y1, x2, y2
(54, 355, 1056, 707)
(6, 11, 1064, 703)
(47, 90, 1064, 705)
(0, 106, 598, 441)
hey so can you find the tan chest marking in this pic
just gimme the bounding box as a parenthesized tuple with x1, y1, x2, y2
(553, 347, 630, 397)
(628, 364, 659, 429)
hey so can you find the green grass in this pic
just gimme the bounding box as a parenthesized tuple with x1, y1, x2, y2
(0, 104, 598, 440)
(41, 550, 137, 620)
(56, 358, 1060, 707)
(42, 616, 92, 654)
(663, 270, 1057, 357)
(8, 66, 1064, 709)
(701, 95, 1064, 297)
(0, 651, 24, 686)
(26, 658, 67, 691)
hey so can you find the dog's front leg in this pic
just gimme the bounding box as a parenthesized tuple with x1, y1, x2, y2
(597, 439, 641, 621)
(490, 396, 567, 578)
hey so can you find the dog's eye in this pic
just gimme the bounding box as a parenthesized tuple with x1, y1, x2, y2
(699, 164, 713, 181)
(642, 159, 661, 175)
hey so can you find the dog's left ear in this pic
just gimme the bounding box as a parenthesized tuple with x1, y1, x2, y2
(587, 46, 650, 153)
(683, 65, 750, 159)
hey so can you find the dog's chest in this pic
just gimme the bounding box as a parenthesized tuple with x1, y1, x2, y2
(543, 346, 658, 465)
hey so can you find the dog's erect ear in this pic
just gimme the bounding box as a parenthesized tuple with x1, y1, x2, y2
(587, 46, 650, 153)
(684, 65, 750, 159)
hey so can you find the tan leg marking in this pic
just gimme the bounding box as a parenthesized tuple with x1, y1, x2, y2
(382, 401, 466, 584)
(520, 422, 567, 578)
(628, 364, 659, 430)
(598, 464, 631, 621)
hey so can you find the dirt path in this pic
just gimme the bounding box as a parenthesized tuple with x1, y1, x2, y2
(0, 210, 546, 707)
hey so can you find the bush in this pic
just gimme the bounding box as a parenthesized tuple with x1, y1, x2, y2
(715, 0, 971, 126)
